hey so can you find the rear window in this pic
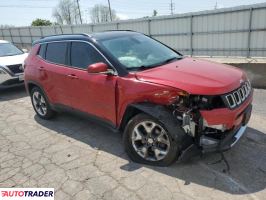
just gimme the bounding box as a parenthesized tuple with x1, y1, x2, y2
(45, 42, 67, 65)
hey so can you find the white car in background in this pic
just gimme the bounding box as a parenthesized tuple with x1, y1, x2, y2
(0, 40, 28, 89)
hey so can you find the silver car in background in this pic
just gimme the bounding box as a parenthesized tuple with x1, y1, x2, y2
(0, 40, 28, 89)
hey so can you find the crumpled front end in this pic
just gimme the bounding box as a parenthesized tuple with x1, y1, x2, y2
(170, 80, 253, 154)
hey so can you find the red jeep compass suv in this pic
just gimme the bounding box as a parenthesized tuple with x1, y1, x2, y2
(24, 31, 253, 166)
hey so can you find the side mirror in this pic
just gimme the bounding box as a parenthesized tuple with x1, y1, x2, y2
(22, 48, 28, 53)
(87, 62, 114, 75)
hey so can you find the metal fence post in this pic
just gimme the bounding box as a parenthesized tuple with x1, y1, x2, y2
(190, 15, 193, 56)
(18, 28, 23, 48)
(28, 27, 33, 44)
(116, 22, 119, 30)
(0, 28, 4, 40)
(247, 8, 253, 58)
(54, 26, 57, 34)
(39, 27, 43, 38)
(91, 24, 94, 33)
(148, 19, 151, 37)
(8, 28, 14, 43)
(70, 25, 74, 33)
(59, 26, 63, 34)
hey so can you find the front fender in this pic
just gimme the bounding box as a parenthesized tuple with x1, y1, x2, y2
(129, 103, 187, 143)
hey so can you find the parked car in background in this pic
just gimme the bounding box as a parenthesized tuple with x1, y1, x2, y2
(24, 31, 253, 166)
(0, 40, 28, 89)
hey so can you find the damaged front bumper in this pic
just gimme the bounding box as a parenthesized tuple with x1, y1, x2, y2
(200, 124, 247, 153)
(177, 101, 252, 162)
(178, 124, 248, 162)
(197, 87, 253, 148)
(201, 101, 252, 150)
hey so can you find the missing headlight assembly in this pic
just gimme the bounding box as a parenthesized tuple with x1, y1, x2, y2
(171, 94, 226, 136)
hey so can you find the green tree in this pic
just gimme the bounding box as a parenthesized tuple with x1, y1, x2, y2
(31, 18, 52, 26)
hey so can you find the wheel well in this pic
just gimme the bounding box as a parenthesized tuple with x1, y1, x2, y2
(119, 106, 142, 131)
(27, 83, 38, 93)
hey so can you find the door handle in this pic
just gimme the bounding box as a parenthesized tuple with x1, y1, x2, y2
(67, 74, 79, 79)
(38, 66, 45, 71)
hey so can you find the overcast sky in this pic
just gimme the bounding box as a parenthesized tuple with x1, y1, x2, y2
(1, 0, 266, 26)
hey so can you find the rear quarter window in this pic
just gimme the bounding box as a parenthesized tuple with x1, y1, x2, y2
(38, 44, 46, 58)
(45, 42, 68, 65)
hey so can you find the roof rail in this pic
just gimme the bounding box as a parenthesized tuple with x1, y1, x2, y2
(40, 33, 89, 39)
(101, 30, 137, 33)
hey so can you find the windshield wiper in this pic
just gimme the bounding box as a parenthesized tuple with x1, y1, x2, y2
(162, 56, 182, 64)
(128, 65, 156, 71)
(128, 56, 183, 71)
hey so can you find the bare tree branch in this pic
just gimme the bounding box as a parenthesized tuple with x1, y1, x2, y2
(90, 4, 119, 24)
(52, 0, 82, 25)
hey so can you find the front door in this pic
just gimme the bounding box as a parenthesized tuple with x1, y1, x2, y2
(67, 41, 117, 125)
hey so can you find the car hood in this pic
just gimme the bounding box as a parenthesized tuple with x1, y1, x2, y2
(0, 53, 28, 66)
(135, 57, 246, 95)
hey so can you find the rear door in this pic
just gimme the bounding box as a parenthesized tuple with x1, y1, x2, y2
(68, 41, 117, 125)
(40, 41, 74, 107)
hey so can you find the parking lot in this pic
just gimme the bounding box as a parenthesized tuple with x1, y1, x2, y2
(0, 86, 265, 200)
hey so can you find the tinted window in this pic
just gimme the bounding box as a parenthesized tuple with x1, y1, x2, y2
(38, 44, 46, 58)
(70, 42, 105, 69)
(46, 42, 67, 65)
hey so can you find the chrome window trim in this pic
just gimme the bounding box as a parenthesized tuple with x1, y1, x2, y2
(36, 40, 118, 75)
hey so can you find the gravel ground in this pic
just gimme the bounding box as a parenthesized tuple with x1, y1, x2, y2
(0, 86, 265, 200)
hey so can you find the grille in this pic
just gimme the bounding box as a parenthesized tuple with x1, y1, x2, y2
(223, 81, 252, 109)
(7, 64, 23, 74)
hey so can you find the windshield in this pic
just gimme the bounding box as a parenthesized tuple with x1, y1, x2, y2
(99, 34, 182, 70)
(0, 43, 23, 57)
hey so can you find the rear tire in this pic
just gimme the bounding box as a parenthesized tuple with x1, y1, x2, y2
(123, 113, 181, 166)
(30, 87, 55, 120)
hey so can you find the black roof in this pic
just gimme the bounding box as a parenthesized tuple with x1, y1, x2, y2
(32, 31, 141, 45)
(91, 31, 141, 40)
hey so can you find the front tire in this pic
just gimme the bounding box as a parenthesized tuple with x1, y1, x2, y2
(123, 113, 181, 166)
(30, 87, 55, 120)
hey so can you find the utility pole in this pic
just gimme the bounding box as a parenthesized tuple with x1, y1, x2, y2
(170, 0, 175, 15)
(107, 0, 113, 21)
(214, 1, 218, 9)
(76, 0, 83, 24)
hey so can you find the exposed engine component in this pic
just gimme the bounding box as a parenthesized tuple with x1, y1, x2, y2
(171, 94, 227, 138)
(172, 95, 197, 137)
(182, 112, 196, 137)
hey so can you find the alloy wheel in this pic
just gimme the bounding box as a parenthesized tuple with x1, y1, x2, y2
(131, 121, 170, 161)
(32, 91, 47, 116)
